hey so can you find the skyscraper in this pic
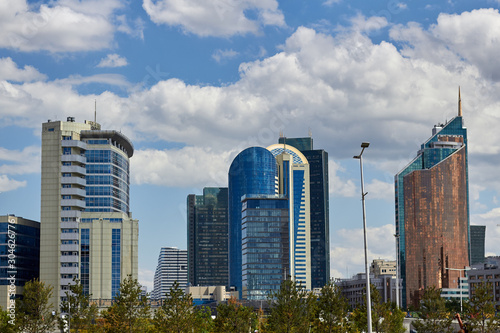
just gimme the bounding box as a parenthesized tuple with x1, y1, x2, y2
(187, 187, 228, 287)
(0, 215, 40, 310)
(278, 136, 330, 289)
(395, 95, 469, 307)
(41, 117, 138, 307)
(470, 225, 486, 265)
(152, 247, 188, 299)
(228, 147, 278, 295)
(241, 194, 289, 300)
(267, 143, 312, 290)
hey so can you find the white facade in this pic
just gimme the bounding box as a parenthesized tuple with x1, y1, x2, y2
(152, 247, 188, 299)
(41, 117, 138, 308)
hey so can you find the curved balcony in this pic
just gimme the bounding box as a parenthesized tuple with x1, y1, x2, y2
(61, 266, 79, 275)
(61, 165, 86, 175)
(62, 154, 86, 164)
(62, 140, 87, 150)
(61, 199, 86, 209)
(61, 176, 86, 187)
(61, 244, 79, 252)
(60, 255, 79, 263)
(61, 187, 86, 197)
(60, 210, 81, 218)
(61, 233, 79, 241)
(60, 278, 77, 287)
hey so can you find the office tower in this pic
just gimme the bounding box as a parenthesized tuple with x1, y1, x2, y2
(278, 136, 330, 289)
(395, 95, 469, 308)
(228, 147, 278, 295)
(267, 143, 312, 290)
(187, 187, 228, 287)
(470, 225, 486, 265)
(0, 215, 40, 310)
(241, 195, 289, 300)
(152, 247, 188, 299)
(41, 117, 138, 307)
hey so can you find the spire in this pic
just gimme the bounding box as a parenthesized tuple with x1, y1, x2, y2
(94, 99, 97, 123)
(458, 86, 462, 117)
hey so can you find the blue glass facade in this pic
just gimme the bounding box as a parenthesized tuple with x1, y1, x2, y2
(80, 229, 90, 295)
(395, 116, 469, 307)
(84, 147, 130, 214)
(241, 196, 289, 300)
(111, 229, 121, 297)
(228, 147, 278, 294)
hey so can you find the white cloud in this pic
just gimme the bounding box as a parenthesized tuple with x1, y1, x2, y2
(323, 0, 341, 6)
(350, 14, 388, 32)
(0, 0, 120, 52)
(329, 160, 357, 197)
(96, 54, 129, 68)
(212, 49, 239, 63)
(142, 0, 285, 37)
(0, 146, 40, 175)
(131, 147, 233, 188)
(0, 58, 47, 82)
(365, 179, 394, 201)
(0, 175, 27, 193)
(116, 15, 145, 40)
(138, 268, 155, 292)
(331, 224, 396, 279)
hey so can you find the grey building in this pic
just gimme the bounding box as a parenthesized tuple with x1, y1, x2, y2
(468, 257, 500, 310)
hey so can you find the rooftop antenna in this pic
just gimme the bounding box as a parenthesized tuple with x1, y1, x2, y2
(279, 130, 284, 138)
(458, 86, 462, 117)
(94, 99, 97, 123)
(308, 127, 312, 137)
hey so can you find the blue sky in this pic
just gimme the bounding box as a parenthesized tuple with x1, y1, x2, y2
(2, 0, 500, 291)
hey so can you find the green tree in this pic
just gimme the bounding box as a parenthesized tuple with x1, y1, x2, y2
(153, 281, 210, 332)
(101, 275, 152, 333)
(214, 297, 256, 333)
(411, 286, 453, 333)
(314, 281, 354, 333)
(0, 308, 19, 333)
(466, 281, 500, 333)
(16, 279, 57, 333)
(265, 279, 317, 333)
(60, 277, 99, 332)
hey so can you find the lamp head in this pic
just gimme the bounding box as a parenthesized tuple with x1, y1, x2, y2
(361, 142, 370, 148)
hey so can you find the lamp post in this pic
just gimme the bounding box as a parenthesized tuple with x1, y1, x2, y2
(354, 142, 372, 333)
(394, 233, 400, 308)
(445, 267, 470, 313)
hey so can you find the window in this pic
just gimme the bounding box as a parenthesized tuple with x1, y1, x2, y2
(63, 147, 72, 155)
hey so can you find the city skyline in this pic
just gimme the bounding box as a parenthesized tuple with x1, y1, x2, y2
(1, 1, 500, 291)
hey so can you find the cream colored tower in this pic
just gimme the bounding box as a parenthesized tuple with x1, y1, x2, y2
(41, 117, 138, 309)
(267, 144, 311, 290)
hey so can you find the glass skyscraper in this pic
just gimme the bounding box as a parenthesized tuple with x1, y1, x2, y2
(278, 136, 330, 289)
(41, 117, 138, 307)
(228, 147, 278, 295)
(395, 102, 469, 308)
(187, 187, 229, 287)
(241, 195, 289, 300)
(470, 225, 486, 265)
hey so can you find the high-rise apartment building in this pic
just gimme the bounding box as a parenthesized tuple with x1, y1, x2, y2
(395, 97, 469, 307)
(278, 136, 330, 289)
(470, 225, 486, 265)
(152, 247, 187, 299)
(228, 147, 278, 296)
(187, 187, 228, 287)
(0, 215, 40, 310)
(267, 143, 312, 290)
(41, 117, 138, 307)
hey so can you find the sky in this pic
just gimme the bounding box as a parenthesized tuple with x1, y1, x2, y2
(1, 0, 500, 292)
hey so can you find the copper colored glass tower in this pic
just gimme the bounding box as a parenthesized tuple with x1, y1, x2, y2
(395, 90, 469, 308)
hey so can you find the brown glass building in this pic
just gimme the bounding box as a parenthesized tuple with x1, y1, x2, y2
(395, 98, 469, 308)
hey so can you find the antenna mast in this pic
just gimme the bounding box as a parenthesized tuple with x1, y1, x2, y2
(94, 99, 97, 123)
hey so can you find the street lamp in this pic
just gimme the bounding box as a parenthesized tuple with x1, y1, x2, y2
(445, 267, 470, 313)
(354, 141, 372, 333)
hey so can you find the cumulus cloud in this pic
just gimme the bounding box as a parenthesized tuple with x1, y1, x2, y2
(0, 58, 47, 82)
(471, 208, 500, 257)
(0, 0, 121, 52)
(96, 54, 129, 68)
(131, 147, 233, 188)
(116, 15, 145, 39)
(142, 0, 285, 37)
(331, 224, 396, 278)
(366, 179, 394, 201)
(2, 10, 500, 198)
(0, 175, 27, 193)
(0, 146, 40, 175)
(212, 49, 239, 63)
